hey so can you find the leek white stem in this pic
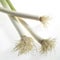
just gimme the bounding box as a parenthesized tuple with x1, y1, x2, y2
(0, 7, 40, 20)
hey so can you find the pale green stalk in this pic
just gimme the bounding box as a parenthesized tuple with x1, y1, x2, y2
(0, 7, 40, 20)
(0, 0, 8, 7)
(6, 0, 16, 10)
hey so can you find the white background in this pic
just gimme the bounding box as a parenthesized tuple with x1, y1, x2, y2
(0, 0, 60, 60)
